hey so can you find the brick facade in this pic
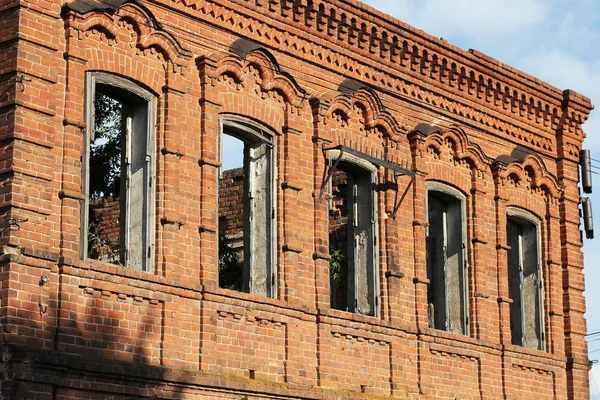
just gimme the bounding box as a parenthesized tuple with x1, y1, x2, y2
(0, 0, 593, 398)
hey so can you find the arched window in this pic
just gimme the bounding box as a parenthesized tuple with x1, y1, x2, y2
(426, 182, 468, 334)
(506, 209, 544, 350)
(83, 72, 155, 271)
(328, 151, 378, 316)
(218, 117, 276, 297)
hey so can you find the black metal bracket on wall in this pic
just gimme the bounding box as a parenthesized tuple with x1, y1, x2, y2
(319, 143, 415, 219)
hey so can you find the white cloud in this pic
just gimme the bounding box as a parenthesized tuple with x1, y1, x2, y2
(364, 0, 549, 44)
(519, 50, 600, 148)
(360, 3, 600, 397)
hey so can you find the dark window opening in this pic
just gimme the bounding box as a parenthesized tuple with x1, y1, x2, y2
(218, 125, 274, 297)
(84, 77, 153, 272)
(507, 216, 544, 349)
(426, 190, 468, 334)
(329, 162, 377, 316)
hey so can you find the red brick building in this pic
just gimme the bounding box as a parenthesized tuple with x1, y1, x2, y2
(0, 0, 594, 398)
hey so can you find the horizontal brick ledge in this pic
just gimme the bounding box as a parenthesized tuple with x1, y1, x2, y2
(58, 256, 202, 299)
(198, 157, 221, 167)
(62, 117, 86, 129)
(58, 189, 85, 200)
(63, 51, 88, 64)
(385, 270, 405, 279)
(312, 251, 330, 260)
(413, 276, 430, 285)
(281, 181, 302, 191)
(14, 346, 328, 400)
(160, 217, 184, 228)
(20, 246, 59, 262)
(282, 243, 303, 253)
(198, 225, 216, 234)
(160, 147, 184, 157)
(472, 237, 488, 245)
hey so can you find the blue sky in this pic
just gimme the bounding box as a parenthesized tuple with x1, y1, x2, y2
(360, 0, 600, 396)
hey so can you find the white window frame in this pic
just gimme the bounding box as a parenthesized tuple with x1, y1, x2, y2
(506, 207, 545, 350)
(425, 181, 469, 335)
(218, 116, 277, 297)
(327, 150, 379, 317)
(82, 72, 156, 272)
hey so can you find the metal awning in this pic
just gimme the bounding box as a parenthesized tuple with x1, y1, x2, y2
(320, 143, 415, 219)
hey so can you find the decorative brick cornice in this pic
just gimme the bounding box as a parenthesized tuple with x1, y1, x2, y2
(156, 0, 592, 154)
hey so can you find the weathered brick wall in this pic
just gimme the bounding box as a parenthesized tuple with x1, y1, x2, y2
(218, 167, 244, 238)
(0, 0, 593, 398)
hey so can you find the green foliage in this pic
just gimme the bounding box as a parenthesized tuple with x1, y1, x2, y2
(90, 92, 122, 199)
(87, 92, 123, 262)
(218, 231, 243, 290)
(329, 249, 347, 283)
(87, 218, 120, 264)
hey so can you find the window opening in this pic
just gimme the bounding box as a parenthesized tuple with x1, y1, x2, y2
(83, 75, 154, 272)
(328, 157, 377, 316)
(426, 189, 468, 334)
(218, 121, 275, 297)
(507, 215, 544, 349)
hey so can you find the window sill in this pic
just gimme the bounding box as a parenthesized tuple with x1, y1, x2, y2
(420, 327, 498, 349)
(503, 342, 562, 362)
(419, 327, 566, 365)
(317, 307, 412, 333)
(204, 287, 316, 321)
(58, 256, 202, 299)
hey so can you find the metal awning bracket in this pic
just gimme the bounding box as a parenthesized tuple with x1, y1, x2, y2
(392, 174, 414, 219)
(319, 144, 344, 200)
(320, 143, 415, 217)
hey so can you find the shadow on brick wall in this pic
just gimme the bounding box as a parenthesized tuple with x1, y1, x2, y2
(2, 274, 190, 400)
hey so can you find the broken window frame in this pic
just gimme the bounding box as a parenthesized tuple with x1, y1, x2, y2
(82, 72, 156, 272)
(218, 116, 277, 298)
(506, 208, 545, 350)
(425, 182, 469, 335)
(326, 150, 379, 317)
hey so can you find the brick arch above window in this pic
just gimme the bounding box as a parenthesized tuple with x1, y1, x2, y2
(314, 86, 407, 143)
(408, 125, 489, 194)
(197, 47, 307, 110)
(63, 1, 192, 74)
(492, 152, 562, 201)
(422, 125, 489, 176)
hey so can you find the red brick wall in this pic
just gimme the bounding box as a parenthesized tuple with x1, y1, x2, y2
(87, 197, 121, 261)
(218, 167, 244, 238)
(0, 0, 593, 398)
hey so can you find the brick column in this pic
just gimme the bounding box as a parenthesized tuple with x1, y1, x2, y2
(545, 199, 565, 356)
(469, 170, 497, 343)
(196, 57, 222, 290)
(60, 15, 89, 260)
(407, 130, 429, 331)
(310, 96, 333, 311)
(556, 90, 593, 400)
(492, 162, 512, 348)
(382, 138, 413, 326)
(280, 117, 310, 305)
(157, 75, 187, 280)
